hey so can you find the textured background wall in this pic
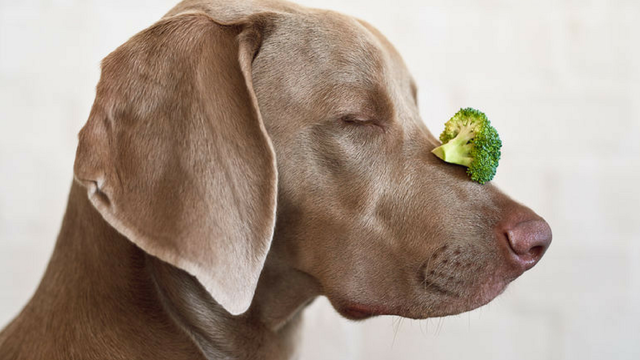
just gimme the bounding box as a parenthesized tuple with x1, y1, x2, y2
(1, 0, 639, 359)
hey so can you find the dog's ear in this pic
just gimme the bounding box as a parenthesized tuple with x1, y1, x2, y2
(73, 13, 276, 315)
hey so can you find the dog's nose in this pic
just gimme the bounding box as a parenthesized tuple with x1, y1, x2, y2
(497, 208, 552, 271)
(506, 219, 552, 270)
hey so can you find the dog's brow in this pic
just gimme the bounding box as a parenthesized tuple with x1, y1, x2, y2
(321, 83, 395, 123)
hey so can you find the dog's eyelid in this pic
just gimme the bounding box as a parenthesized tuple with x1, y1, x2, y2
(339, 114, 384, 125)
(339, 114, 387, 134)
(341, 114, 371, 123)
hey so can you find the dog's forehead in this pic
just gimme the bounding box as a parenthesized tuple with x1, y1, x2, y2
(296, 10, 385, 83)
(255, 9, 416, 122)
(354, 17, 417, 93)
(310, 11, 418, 123)
(352, 16, 419, 121)
(309, 11, 414, 86)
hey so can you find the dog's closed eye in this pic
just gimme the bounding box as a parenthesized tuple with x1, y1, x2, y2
(339, 114, 386, 132)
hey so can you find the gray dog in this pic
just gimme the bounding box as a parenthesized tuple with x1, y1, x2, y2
(0, 0, 551, 359)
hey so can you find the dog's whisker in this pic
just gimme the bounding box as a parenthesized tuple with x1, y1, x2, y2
(391, 317, 403, 348)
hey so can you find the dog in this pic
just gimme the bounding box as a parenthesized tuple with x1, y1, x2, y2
(0, 0, 551, 358)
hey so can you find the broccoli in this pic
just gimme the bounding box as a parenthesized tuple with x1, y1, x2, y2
(431, 108, 502, 184)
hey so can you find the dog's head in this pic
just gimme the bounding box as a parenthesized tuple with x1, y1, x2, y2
(74, 0, 551, 318)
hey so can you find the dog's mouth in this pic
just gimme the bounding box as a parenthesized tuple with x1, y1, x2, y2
(326, 237, 537, 321)
(415, 256, 521, 318)
(331, 276, 513, 321)
(330, 261, 519, 321)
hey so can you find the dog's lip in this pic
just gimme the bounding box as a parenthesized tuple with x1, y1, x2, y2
(336, 302, 397, 320)
(341, 304, 383, 320)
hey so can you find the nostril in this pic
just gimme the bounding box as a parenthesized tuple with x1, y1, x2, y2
(528, 245, 545, 260)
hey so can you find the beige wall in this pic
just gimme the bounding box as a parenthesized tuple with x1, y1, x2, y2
(1, 0, 638, 359)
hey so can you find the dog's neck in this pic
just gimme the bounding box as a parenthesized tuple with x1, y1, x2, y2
(146, 235, 321, 359)
(25, 182, 320, 359)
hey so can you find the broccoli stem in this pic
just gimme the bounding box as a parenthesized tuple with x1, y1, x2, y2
(431, 125, 475, 167)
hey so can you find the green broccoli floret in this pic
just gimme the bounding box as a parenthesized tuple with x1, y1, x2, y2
(431, 108, 502, 184)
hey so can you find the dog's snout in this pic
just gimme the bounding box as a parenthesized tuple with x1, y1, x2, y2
(496, 208, 552, 272)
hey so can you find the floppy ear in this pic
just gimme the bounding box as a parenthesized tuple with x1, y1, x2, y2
(73, 13, 277, 315)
